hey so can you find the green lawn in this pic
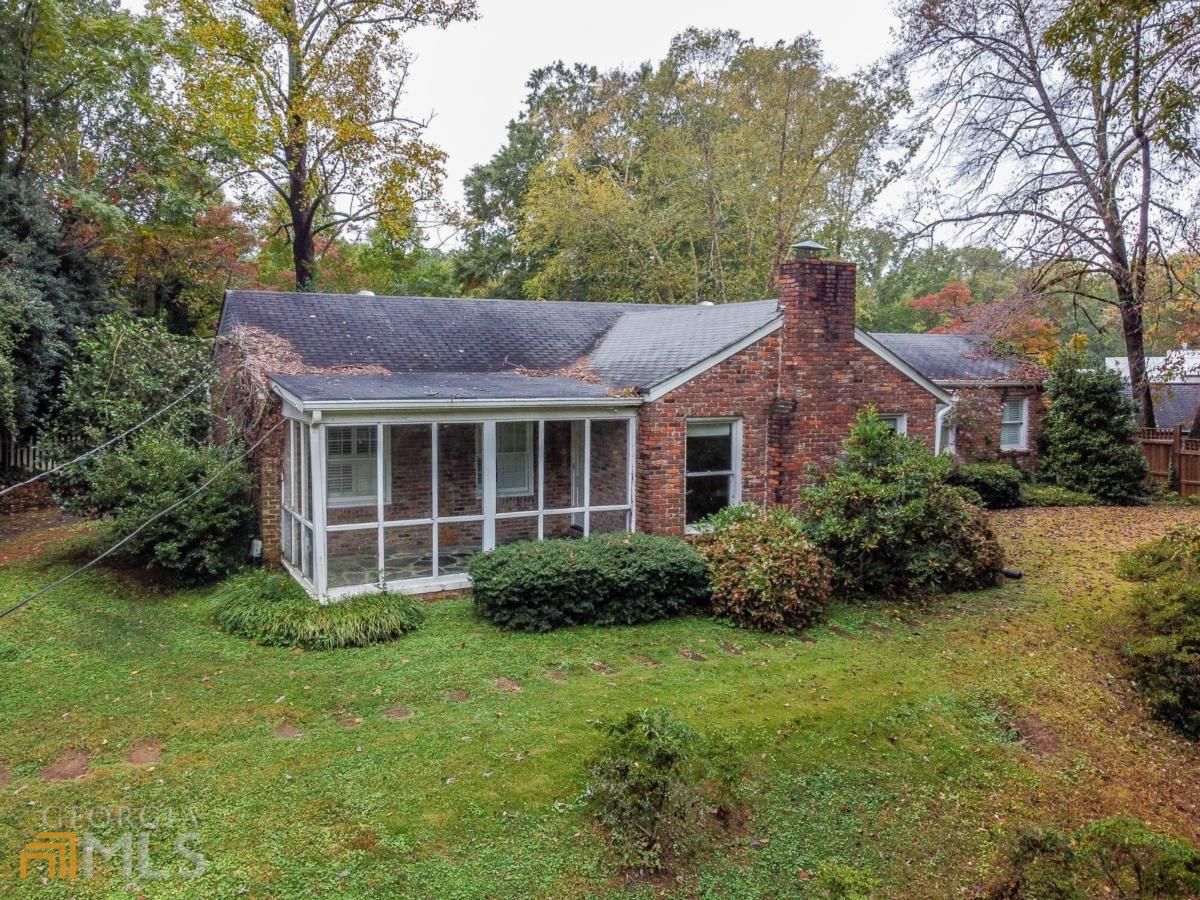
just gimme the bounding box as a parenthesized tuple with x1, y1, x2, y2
(1, 507, 1199, 898)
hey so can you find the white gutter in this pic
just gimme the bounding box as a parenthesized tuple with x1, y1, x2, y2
(270, 383, 643, 415)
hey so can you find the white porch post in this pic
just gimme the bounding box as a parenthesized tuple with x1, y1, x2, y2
(310, 413, 327, 598)
(482, 421, 497, 550)
(627, 416, 637, 532)
(376, 422, 385, 586)
(582, 418, 592, 536)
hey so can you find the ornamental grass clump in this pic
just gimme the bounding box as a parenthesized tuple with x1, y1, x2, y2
(213, 570, 424, 650)
(585, 708, 739, 875)
(696, 505, 833, 633)
(801, 409, 1003, 600)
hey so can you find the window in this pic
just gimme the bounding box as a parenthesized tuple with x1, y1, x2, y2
(880, 413, 908, 435)
(1000, 397, 1028, 451)
(476, 422, 534, 497)
(327, 425, 381, 506)
(685, 419, 740, 526)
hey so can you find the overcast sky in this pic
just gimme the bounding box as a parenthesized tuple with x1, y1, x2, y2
(403, 0, 899, 211)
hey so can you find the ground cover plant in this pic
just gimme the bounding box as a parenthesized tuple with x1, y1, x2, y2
(214, 569, 425, 649)
(801, 409, 1004, 600)
(696, 505, 833, 633)
(469, 532, 709, 632)
(1, 505, 1199, 896)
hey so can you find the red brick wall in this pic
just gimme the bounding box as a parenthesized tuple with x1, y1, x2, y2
(635, 331, 780, 535)
(635, 257, 946, 536)
(951, 385, 1045, 470)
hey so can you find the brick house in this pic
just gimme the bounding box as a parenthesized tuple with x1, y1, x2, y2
(216, 248, 958, 600)
(869, 333, 1048, 471)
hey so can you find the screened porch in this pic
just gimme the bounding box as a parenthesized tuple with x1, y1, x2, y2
(278, 414, 637, 598)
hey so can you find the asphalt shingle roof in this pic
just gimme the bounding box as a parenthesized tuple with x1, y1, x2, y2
(1146, 383, 1200, 429)
(272, 372, 613, 403)
(219, 291, 781, 402)
(868, 332, 1037, 383)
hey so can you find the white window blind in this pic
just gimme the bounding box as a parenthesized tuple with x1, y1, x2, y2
(1000, 398, 1027, 450)
(326, 425, 378, 504)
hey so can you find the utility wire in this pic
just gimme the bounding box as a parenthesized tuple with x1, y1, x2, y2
(0, 378, 214, 499)
(0, 419, 281, 622)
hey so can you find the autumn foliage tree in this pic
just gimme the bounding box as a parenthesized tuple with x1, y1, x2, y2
(898, 0, 1200, 425)
(159, 0, 477, 288)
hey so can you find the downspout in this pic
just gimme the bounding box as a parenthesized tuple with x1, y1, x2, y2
(934, 400, 953, 456)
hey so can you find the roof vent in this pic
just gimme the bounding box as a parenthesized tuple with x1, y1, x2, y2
(356, 289, 376, 296)
(697, 300, 715, 307)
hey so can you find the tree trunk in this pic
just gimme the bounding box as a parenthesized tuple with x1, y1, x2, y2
(291, 204, 314, 289)
(1118, 295, 1156, 427)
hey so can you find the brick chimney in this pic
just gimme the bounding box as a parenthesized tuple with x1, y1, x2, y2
(770, 241, 861, 503)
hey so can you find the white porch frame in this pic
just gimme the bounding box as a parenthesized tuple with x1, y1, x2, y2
(275, 395, 640, 601)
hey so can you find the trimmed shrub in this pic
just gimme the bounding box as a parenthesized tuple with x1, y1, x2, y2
(948, 462, 1023, 509)
(987, 817, 1200, 899)
(1040, 348, 1148, 505)
(214, 570, 424, 650)
(1118, 523, 1200, 583)
(1118, 525, 1200, 739)
(697, 506, 833, 632)
(801, 410, 1004, 600)
(470, 532, 709, 632)
(585, 708, 738, 873)
(87, 432, 254, 584)
(1020, 483, 1096, 507)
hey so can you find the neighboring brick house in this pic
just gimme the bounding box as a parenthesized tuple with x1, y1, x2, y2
(215, 249, 954, 600)
(869, 333, 1048, 471)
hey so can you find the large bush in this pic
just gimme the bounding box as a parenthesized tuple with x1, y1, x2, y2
(470, 533, 709, 632)
(1020, 483, 1096, 507)
(214, 569, 424, 650)
(1118, 524, 1200, 740)
(988, 817, 1200, 899)
(87, 432, 254, 584)
(47, 313, 213, 512)
(585, 708, 738, 873)
(947, 462, 1023, 509)
(801, 410, 1003, 600)
(1040, 348, 1148, 505)
(697, 505, 833, 632)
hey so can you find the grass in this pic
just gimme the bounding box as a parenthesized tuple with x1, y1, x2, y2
(1, 506, 1199, 897)
(213, 570, 425, 650)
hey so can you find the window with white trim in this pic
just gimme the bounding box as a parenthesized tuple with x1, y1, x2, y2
(475, 421, 534, 497)
(880, 413, 908, 435)
(685, 419, 740, 525)
(1000, 397, 1028, 450)
(326, 425, 382, 506)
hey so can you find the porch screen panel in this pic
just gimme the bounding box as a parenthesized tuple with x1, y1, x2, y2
(385, 424, 433, 521)
(326, 526, 378, 590)
(439, 520, 482, 575)
(438, 423, 482, 518)
(494, 421, 539, 514)
(326, 425, 379, 525)
(589, 419, 629, 507)
(542, 420, 583, 511)
(495, 515, 539, 547)
(384, 525, 433, 582)
(589, 509, 630, 534)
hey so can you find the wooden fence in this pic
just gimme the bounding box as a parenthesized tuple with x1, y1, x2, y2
(1137, 425, 1200, 497)
(1, 438, 56, 475)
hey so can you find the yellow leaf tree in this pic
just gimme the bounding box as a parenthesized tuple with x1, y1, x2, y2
(157, 0, 476, 287)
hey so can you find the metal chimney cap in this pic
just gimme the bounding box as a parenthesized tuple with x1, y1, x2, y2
(697, 300, 715, 307)
(356, 289, 376, 296)
(791, 240, 829, 260)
